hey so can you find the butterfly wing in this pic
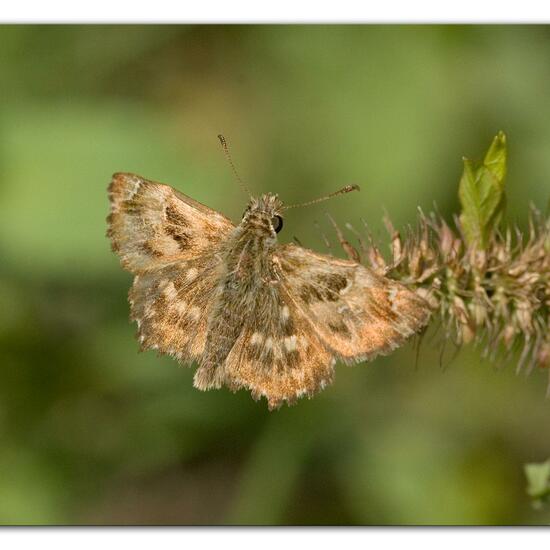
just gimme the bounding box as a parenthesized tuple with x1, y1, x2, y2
(219, 242, 430, 409)
(107, 172, 235, 362)
(273, 243, 431, 363)
(107, 172, 234, 273)
(218, 281, 335, 410)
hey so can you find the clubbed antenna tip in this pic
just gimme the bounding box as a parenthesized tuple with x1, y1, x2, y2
(217, 134, 251, 197)
(283, 183, 361, 210)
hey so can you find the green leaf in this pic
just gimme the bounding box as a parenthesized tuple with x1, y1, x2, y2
(458, 131, 507, 249)
(524, 459, 550, 507)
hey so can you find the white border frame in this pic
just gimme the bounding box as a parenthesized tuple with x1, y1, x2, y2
(1, 0, 550, 23)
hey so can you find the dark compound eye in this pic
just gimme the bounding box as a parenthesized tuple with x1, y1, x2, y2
(271, 215, 283, 233)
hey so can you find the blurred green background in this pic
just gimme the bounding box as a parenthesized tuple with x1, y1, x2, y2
(0, 25, 549, 525)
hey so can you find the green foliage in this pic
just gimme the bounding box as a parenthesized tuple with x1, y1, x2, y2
(458, 131, 507, 249)
(525, 459, 550, 509)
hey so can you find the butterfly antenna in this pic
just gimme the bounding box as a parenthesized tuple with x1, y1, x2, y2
(283, 184, 360, 210)
(217, 134, 252, 197)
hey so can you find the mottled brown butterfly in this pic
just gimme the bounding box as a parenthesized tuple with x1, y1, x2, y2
(107, 137, 430, 409)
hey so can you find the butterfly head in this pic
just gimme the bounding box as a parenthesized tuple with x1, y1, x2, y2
(217, 135, 360, 239)
(241, 193, 284, 236)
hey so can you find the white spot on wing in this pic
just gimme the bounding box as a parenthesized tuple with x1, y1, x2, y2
(175, 300, 188, 314)
(158, 235, 181, 255)
(186, 268, 198, 282)
(124, 176, 141, 200)
(284, 335, 297, 351)
(162, 282, 178, 300)
(250, 332, 264, 345)
(389, 287, 399, 311)
(188, 306, 201, 321)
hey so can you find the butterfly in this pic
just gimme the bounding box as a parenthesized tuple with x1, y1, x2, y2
(107, 139, 431, 410)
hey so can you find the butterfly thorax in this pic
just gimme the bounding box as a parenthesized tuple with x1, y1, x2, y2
(219, 193, 283, 283)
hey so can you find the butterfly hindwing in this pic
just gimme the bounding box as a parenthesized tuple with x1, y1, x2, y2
(129, 257, 223, 362)
(216, 282, 335, 410)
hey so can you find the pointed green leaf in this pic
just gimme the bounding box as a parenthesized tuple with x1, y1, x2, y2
(483, 130, 507, 183)
(525, 460, 550, 497)
(458, 131, 507, 249)
(525, 459, 550, 508)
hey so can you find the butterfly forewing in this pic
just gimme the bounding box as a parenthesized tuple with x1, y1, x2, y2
(107, 172, 234, 272)
(274, 244, 431, 363)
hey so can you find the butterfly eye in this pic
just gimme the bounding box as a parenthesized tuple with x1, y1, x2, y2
(271, 215, 283, 233)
